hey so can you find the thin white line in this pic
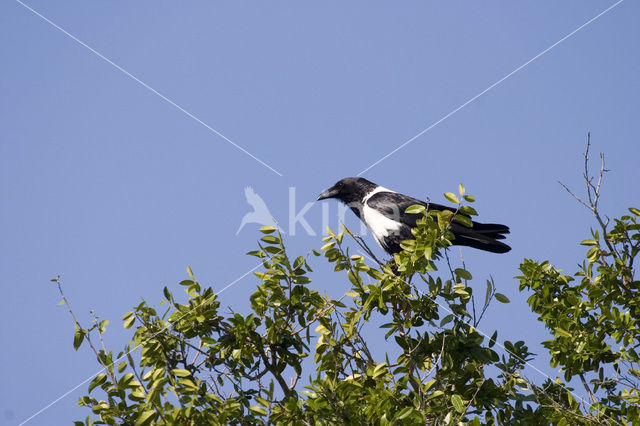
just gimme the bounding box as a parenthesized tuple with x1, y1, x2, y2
(17, 262, 263, 425)
(14, 0, 284, 177)
(357, 0, 625, 176)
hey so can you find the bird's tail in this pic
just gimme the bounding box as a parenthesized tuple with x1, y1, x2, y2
(453, 222, 511, 253)
(472, 222, 510, 240)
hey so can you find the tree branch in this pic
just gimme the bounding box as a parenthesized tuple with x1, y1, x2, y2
(579, 372, 598, 405)
(53, 277, 118, 387)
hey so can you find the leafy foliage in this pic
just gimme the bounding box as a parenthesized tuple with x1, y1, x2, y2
(59, 146, 638, 425)
(518, 212, 640, 422)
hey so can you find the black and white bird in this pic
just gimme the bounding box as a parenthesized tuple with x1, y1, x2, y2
(317, 177, 510, 255)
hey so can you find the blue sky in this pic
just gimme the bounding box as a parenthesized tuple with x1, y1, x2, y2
(1, 1, 639, 424)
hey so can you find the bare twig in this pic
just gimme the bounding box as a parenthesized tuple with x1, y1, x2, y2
(559, 134, 632, 300)
(90, 310, 109, 355)
(559, 134, 615, 252)
(342, 224, 387, 268)
(257, 344, 291, 398)
(444, 250, 456, 283)
(579, 372, 598, 405)
(191, 340, 204, 365)
(558, 180, 592, 210)
(53, 277, 118, 387)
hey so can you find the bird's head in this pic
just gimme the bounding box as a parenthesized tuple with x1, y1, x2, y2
(317, 177, 377, 204)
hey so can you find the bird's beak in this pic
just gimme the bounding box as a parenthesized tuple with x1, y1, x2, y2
(317, 187, 338, 201)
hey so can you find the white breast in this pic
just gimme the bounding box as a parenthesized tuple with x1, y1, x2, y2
(361, 186, 402, 248)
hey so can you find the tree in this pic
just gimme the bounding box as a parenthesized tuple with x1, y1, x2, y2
(58, 140, 639, 425)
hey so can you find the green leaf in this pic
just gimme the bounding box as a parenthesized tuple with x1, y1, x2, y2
(255, 396, 270, 408)
(405, 204, 426, 214)
(123, 315, 136, 329)
(129, 389, 146, 401)
(261, 235, 280, 244)
(451, 394, 465, 413)
(453, 214, 473, 228)
(629, 207, 640, 216)
(580, 239, 598, 246)
(292, 275, 311, 284)
(88, 373, 107, 393)
(494, 293, 510, 303)
(489, 330, 498, 348)
(171, 369, 191, 377)
(459, 205, 478, 216)
(427, 390, 444, 400)
(260, 226, 276, 234)
(463, 195, 475, 202)
(263, 245, 283, 254)
(178, 378, 199, 392)
(163, 286, 172, 301)
(458, 183, 465, 196)
(315, 324, 330, 335)
(186, 266, 195, 280)
(444, 192, 459, 204)
(485, 280, 493, 307)
(424, 379, 436, 391)
(347, 270, 362, 287)
(134, 410, 156, 426)
(469, 416, 482, 426)
(321, 242, 335, 251)
(73, 329, 85, 350)
(293, 255, 305, 269)
(586, 246, 600, 263)
(246, 250, 267, 258)
(396, 407, 414, 420)
(440, 314, 454, 327)
(249, 405, 268, 416)
(454, 268, 472, 281)
(372, 363, 388, 379)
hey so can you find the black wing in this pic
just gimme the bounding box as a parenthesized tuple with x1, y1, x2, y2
(367, 191, 511, 254)
(366, 192, 455, 227)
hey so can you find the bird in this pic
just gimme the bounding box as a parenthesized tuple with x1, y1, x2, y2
(317, 177, 510, 255)
(236, 186, 283, 235)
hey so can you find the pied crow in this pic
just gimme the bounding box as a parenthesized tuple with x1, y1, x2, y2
(317, 177, 510, 255)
